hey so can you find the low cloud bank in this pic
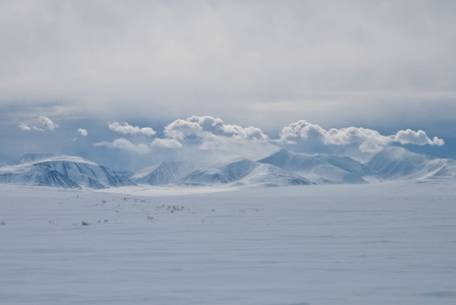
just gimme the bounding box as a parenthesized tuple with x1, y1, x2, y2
(279, 120, 444, 160)
(91, 116, 444, 164)
(94, 138, 150, 155)
(151, 138, 183, 149)
(95, 116, 274, 162)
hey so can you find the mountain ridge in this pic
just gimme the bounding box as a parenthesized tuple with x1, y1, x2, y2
(1, 147, 455, 188)
(259, 148, 368, 184)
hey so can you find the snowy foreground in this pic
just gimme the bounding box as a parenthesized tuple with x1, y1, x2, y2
(1, 182, 455, 305)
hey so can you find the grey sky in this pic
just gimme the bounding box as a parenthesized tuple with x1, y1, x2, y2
(1, 0, 456, 166)
(1, 0, 455, 127)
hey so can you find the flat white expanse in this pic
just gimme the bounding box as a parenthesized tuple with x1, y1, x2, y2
(0, 182, 455, 305)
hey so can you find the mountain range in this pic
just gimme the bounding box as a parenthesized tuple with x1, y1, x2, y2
(0, 147, 454, 189)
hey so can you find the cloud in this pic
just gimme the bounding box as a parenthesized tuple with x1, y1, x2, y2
(94, 116, 445, 163)
(164, 119, 202, 143)
(279, 120, 444, 160)
(2, 1, 455, 128)
(164, 115, 268, 143)
(94, 116, 274, 161)
(392, 129, 444, 146)
(77, 128, 88, 137)
(37, 116, 58, 131)
(18, 122, 31, 131)
(94, 136, 182, 155)
(162, 115, 274, 160)
(108, 121, 156, 137)
(94, 138, 150, 154)
(151, 138, 182, 149)
(17, 116, 58, 132)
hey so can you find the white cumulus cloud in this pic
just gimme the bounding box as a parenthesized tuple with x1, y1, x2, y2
(164, 115, 268, 142)
(96, 116, 274, 161)
(108, 121, 156, 137)
(77, 128, 88, 137)
(17, 116, 58, 132)
(93, 116, 445, 163)
(37, 116, 58, 131)
(162, 115, 274, 161)
(392, 129, 444, 146)
(279, 120, 444, 160)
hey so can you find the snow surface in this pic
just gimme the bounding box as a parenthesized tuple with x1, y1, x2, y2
(1, 181, 455, 305)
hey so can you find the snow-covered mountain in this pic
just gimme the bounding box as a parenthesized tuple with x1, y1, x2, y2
(180, 158, 310, 187)
(131, 161, 197, 185)
(3, 148, 455, 189)
(131, 147, 456, 187)
(234, 162, 311, 187)
(180, 159, 258, 185)
(259, 149, 368, 184)
(367, 147, 456, 181)
(0, 155, 132, 188)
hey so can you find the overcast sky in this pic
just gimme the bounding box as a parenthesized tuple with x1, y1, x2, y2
(1, 0, 455, 165)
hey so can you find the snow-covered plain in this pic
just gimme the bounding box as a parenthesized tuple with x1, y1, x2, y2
(1, 181, 455, 305)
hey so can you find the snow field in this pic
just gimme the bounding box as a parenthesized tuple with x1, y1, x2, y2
(0, 181, 455, 305)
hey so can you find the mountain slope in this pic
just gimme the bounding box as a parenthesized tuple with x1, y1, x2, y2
(131, 161, 197, 185)
(259, 149, 368, 183)
(0, 155, 131, 188)
(235, 163, 311, 187)
(180, 159, 258, 185)
(181, 158, 310, 187)
(367, 147, 456, 181)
